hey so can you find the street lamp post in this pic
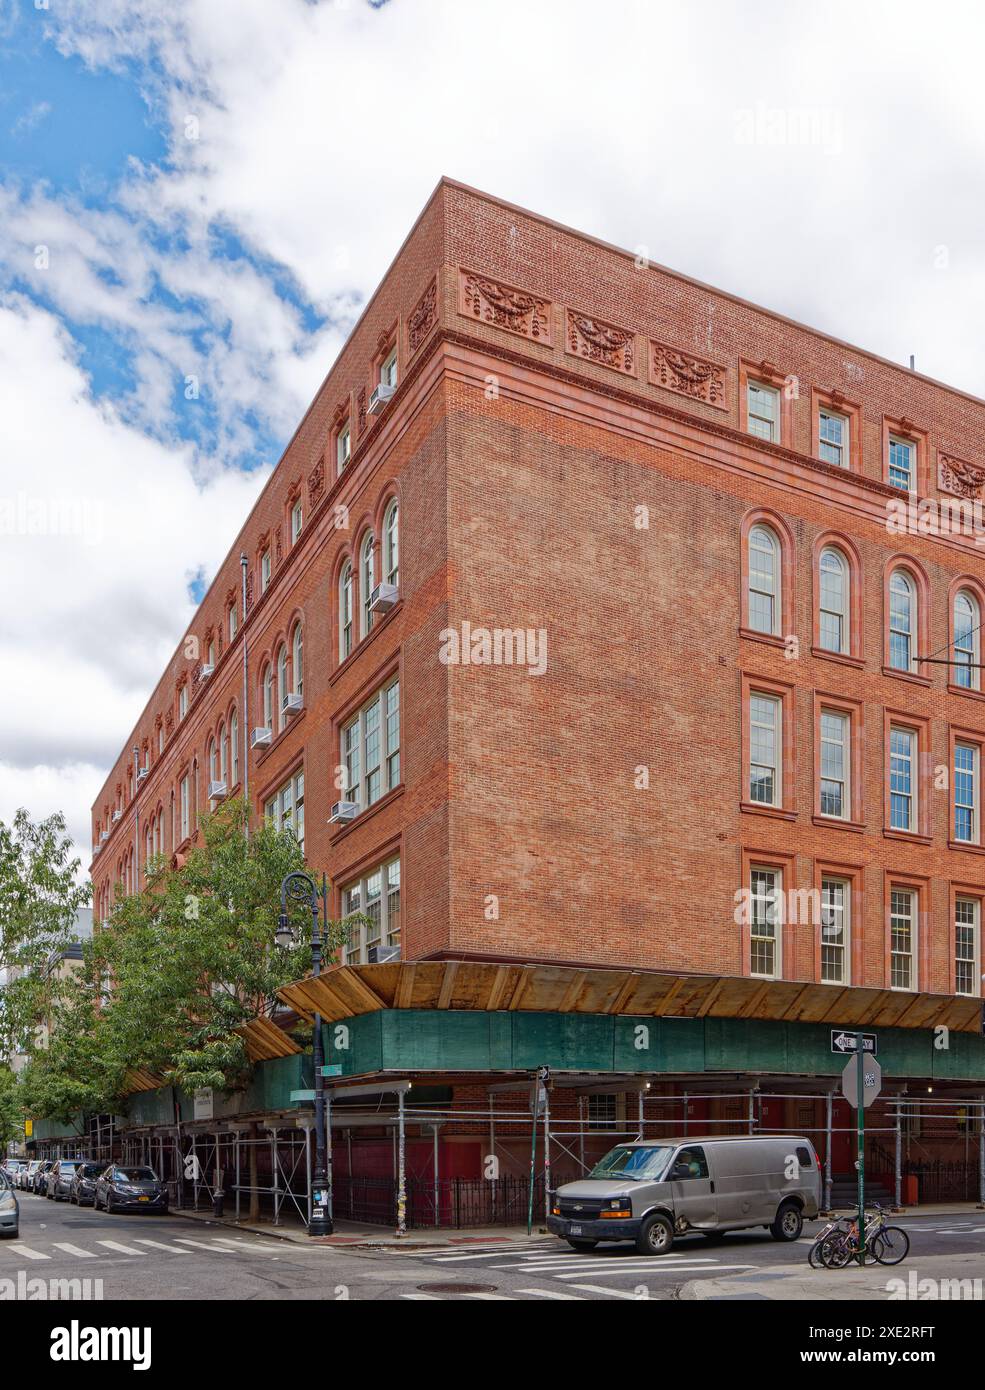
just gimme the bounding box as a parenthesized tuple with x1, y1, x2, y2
(277, 870, 332, 1237)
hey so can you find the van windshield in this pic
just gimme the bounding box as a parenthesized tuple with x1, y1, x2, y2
(589, 1145, 674, 1181)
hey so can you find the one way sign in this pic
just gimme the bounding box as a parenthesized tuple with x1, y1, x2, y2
(830, 1030, 878, 1056)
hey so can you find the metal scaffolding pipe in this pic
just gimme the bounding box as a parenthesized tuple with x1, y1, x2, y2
(824, 1092, 833, 1212)
(396, 1089, 407, 1238)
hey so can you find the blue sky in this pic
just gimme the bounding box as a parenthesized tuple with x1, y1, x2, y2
(1, 0, 984, 867)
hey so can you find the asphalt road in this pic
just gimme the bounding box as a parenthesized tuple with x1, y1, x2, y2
(6, 1192, 985, 1301)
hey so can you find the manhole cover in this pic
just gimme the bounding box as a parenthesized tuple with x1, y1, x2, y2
(417, 1282, 497, 1295)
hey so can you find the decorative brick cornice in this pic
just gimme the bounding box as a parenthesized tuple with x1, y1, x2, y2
(309, 457, 325, 505)
(458, 268, 552, 345)
(649, 338, 727, 409)
(566, 308, 635, 376)
(938, 450, 985, 500)
(408, 276, 437, 356)
(356, 386, 367, 436)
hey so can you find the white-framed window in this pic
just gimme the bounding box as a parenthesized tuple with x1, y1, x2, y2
(261, 549, 271, 593)
(819, 709, 850, 819)
(748, 525, 780, 635)
(229, 604, 238, 641)
(818, 547, 848, 654)
(954, 590, 980, 690)
(587, 1094, 618, 1130)
(889, 569, 916, 672)
(383, 498, 399, 588)
(888, 435, 915, 491)
(265, 770, 305, 852)
(208, 737, 218, 787)
(360, 532, 375, 638)
(230, 708, 239, 787)
(340, 678, 400, 810)
(890, 887, 916, 990)
(179, 775, 190, 842)
(380, 347, 398, 390)
(955, 741, 978, 843)
(820, 877, 850, 985)
(292, 623, 303, 700)
(277, 644, 288, 730)
(291, 499, 303, 544)
(339, 561, 354, 660)
(337, 422, 351, 474)
(178, 686, 188, 721)
(207, 639, 216, 670)
(158, 725, 165, 755)
(747, 382, 779, 442)
(219, 721, 228, 783)
(955, 897, 980, 997)
(342, 857, 400, 964)
(889, 726, 917, 832)
(749, 693, 781, 807)
(262, 664, 273, 731)
(750, 865, 781, 979)
(819, 409, 849, 468)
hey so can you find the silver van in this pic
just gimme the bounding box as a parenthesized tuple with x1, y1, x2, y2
(548, 1134, 821, 1256)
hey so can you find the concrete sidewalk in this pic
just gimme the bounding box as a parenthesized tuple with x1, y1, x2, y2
(173, 1206, 557, 1249)
(682, 1253, 985, 1301)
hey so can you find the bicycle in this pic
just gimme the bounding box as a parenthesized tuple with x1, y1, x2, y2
(818, 1204, 910, 1267)
(808, 1214, 853, 1268)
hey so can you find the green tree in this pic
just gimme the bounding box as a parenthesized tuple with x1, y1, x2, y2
(0, 808, 89, 1060)
(0, 1065, 22, 1149)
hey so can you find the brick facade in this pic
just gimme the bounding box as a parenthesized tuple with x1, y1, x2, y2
(93, 177, 985, 1006)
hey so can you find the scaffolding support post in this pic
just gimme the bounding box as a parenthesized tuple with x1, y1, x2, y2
(637, 1087, 645, 1139)
(895, 1093, 903, 1210)
(824, 1091, 833, 1213)
(543, 1085, 552, 1227)
(396, 1089, 407, 1238)
(978, 1097, 985, 1210)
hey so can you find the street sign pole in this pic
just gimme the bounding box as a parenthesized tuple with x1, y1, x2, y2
(856, 1029, 865, 1263)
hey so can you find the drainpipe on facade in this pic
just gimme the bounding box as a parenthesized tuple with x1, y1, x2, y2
(240, 552, 249, 843)
(132, 744, 139, 889)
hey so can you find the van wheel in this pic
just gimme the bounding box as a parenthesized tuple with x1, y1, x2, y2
(635, 1213, 674, 1256)
(770, 1201, 803, 1242)
(565, 1238, 598, 1251)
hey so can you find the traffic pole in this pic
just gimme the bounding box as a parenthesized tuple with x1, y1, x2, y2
(856, 1030, 865, 1263)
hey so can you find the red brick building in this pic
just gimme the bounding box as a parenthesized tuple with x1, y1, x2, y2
(91, 179, 985, 1216)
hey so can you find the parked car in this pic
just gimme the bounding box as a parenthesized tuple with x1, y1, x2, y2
(32, 1160, 55, 1194)
(69, 1161, 106, 1207)
(548, 1134, 822, 1256)
(47, 1158, 85, 1201)
(0, 1172, 18, 1240)
(2, 1160, 25, 1184)
(94, 1165, 168, 1215)
(20, 1160, 41, 1191)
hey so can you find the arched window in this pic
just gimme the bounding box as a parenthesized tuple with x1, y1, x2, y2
(818, 547, 849, 654)
(277, 644, 288, 730)
(748, 525, 780, 635)
(360, 532, 375, 638)
(889, 569, 916, 672)
(208, 738, 218, 785)
(383, 499, 399, 588)
(230, 708, 239, 787)
(219, 721, 228, 783)
(954, 589, 980, 690)
(262, 664, 273, 731)
(339, 561, 353, 660)
(292, 622, 303, 699)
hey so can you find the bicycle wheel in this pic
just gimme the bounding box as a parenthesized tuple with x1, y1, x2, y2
(821, 1234, 853, 1268)
(871, 1226, 909, 1265)
(808, 1238, 829, 1269)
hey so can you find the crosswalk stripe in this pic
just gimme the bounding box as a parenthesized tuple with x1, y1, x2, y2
(134, 1239, 191, 1255)
(515, 1287, 585, 1300)
(97, 1240, 143, 1255)
(4, 1243, 49, 1261)
(400, 1292, 440, 1299)
(556, 1261, 754, 1281)
(430, 1248, 553, 1262)
(460, 1292, 514, 1300)
(491, 1256, 719, 1271)
(173, 1238, 234, 1252)
(566, 1283, 643, 1299)
(53, 1243, 98, 1258)
(208, 1238, 281, 1256)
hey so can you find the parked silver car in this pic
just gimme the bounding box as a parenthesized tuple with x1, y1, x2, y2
(549, 1134, 821, 1255)
(19, 1160, 42, 1191)
(47, 1158, 85, 1201)
(0, 1171, 19, 1240)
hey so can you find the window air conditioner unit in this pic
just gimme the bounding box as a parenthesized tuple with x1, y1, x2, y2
(100, 830, 109, 844)
(199, 663, 214, 680)
(136, 767, 148, 784)
(111, 810, 121, 824)
(282, 692, 303, 718)
(368, 944, 400, 964)
(369, 581, 399, 615)
(329, 801, 359, 824)
(208, 780, 228, 801)
(251, 727, 272, 750)
(368, 382, 395, 415)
